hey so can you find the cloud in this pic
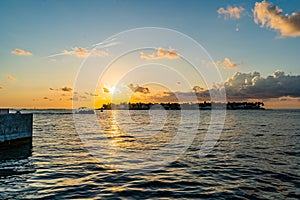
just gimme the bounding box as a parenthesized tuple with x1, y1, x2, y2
(92, 37, 119, 48)
(223, 70, 300, 99)
(49, 86, 73, 92)
(192, 86, 204, 93)
(236, 24, 240, 32)
(62, 50, 72, 55)
(91, 49, 109, 57)
(253, 1, 300, 37)
(69, 94, 89, 101)
(215, 57, 241, 69)
(103, 87, 110, 93)
(0, 84, 3, 89)
(48, 46, 109, 58)
(70, 96, 78, 101)
(43, 97, 53, 101)
(140, 70, 300, 102)
(218, 6, 245, 19)
(7, 75, 16, 81)
(128, 84, 150, 94)
(11, 48, 32, 56)
(72, 47, 89, 57)
(61, 86, 72, 92)
(85, 92, 98, 96)
(140, 48, 179, 60)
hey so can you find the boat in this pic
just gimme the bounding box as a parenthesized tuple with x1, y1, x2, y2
(75, 107, 95, 114)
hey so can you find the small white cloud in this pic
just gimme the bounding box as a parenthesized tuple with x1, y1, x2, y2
(236, 24, 240, 32)
(218, 6, 245, 19)
(215, 57, 241, 69)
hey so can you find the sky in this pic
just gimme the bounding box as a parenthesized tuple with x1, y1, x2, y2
(0, 0, 300, 109)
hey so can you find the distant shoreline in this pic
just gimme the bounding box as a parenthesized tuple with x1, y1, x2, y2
(98, 102, 265, 110)
(5, 102, 300, 111)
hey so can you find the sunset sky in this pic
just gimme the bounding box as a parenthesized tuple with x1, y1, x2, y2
(0, 0, 300, 108)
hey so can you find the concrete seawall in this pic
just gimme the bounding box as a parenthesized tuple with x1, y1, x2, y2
(0, 113, 33, 144)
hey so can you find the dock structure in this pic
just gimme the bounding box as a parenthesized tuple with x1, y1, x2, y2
(0, 109, 33, 146)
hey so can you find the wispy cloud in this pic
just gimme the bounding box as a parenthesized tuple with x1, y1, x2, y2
(140, 48, 180, 60)
(72, 47, 89, 57)
(11, 48, 32, 56)
(218, 6, 245, 19)
(254, 0, 300, 37)
(47, 38, 118, 58)
(85, 92, 98, 96)
(91, 49, 109, 57)
(214, 57, 241, 69)
(6, 75, 16, 81)
(92, 37, 120, 48)
(48, 46, 109, 58)
(0, 84, 3, 89)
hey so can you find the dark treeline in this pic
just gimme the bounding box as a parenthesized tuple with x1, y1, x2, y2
(99, 101, 265, 110)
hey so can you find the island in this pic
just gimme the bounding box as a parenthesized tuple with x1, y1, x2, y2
(98, 101, 265, 110)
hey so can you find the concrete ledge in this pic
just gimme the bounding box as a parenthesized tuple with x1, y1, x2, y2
(0, 113, 33, 144)
(0, 137, 32, 150)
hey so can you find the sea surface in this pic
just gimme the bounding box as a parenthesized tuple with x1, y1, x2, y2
(0, 110, 299, 199)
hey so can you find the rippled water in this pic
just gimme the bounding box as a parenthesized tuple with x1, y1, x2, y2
(0, 110, 299, 199)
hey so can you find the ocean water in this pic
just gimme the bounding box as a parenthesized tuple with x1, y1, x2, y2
(0, 110, 299, 199)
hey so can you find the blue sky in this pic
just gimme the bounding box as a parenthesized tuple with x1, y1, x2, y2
(0, 0, 300, 108)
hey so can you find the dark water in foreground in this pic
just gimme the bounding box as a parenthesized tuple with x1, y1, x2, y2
(0, 110, 299, 199)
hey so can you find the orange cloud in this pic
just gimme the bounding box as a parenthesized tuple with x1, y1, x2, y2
(7, 75, 16, 81)
(103, 87, 110, 93)
(140, 48, 179, 60)
(11, 48, 32, 56)
(62, 50, 72, 55)
(215, 57, 241, 69)
(0, 84, 3, 89)
(218, 6, 245, 19)
(59, 47, 108, 58)
(254, 1, 300, 37)
(72, 47, 89, 57)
